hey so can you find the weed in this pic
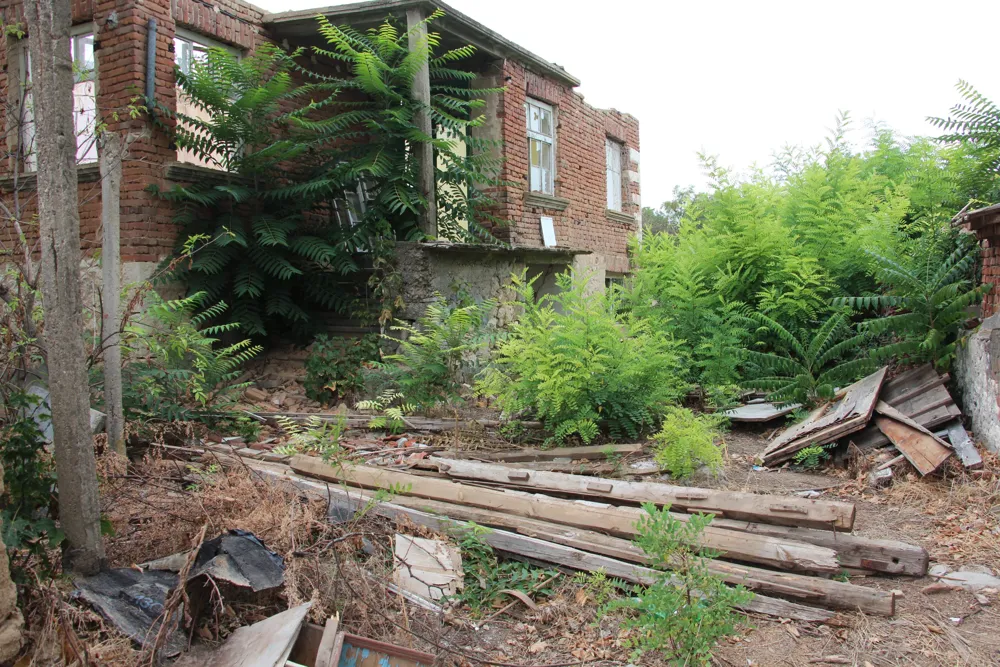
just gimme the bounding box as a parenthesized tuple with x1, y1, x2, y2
(450, 523, 558, 616)
(304, 333, 379, 404)
(572, 569, 622, 607)
(651, 407, 727, 478)
(355, 390, 415, 434)
(793, 445, 830, 469)
(272, 416, 348, 463)
(604, 504, 751, 665)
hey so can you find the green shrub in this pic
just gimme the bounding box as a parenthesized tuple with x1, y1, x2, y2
(304, 333, 379, 404)
(121, 292, 262, 423)
(605, 504, 751, 665)
(793, 445, 830, 469)
(450, 523, 558, 616)
(355, 390, 415, 434)
(272, 415, 347, 462)
(741, 310, 875, 406)
(836, 230, 989, 371)
(0, 390, 62, 579)
(651, 407, 726, 478)
(477, 271, 687, 444)
(377, 296, 494, 408)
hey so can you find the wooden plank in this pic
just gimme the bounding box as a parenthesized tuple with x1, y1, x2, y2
(432, 457, 856, 531)
(462, 443, 645, 463)
(254, 464, 838, 623)
(875, 402, 953, 448)
(706, 518, 928, 576)
(315, 615, 341, 667)
(943, 421, 983, 469)
(290, 456, 841, 574)
(874, 416, 952, 476)
(761, 367, 888, 465)
(330, 490, 891, 615)
(724, 402, 801, 423)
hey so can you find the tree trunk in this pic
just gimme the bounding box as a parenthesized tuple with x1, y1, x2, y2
(100, 132, 125, 457)
(25, 0, 105, 575)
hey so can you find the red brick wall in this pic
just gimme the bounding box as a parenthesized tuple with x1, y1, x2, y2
(491, 59, 640, 274)
(0, 0, 265, 262)
(961, 209, 1000, 317)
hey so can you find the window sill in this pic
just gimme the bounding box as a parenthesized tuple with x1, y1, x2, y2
(524, 191, 570, 211)
(605, 209, 636, 225)
(164, 161, 243, 185)
(0, 162, 100, 191)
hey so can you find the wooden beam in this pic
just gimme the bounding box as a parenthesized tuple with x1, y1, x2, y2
(290, 456, 840, 574)
(943, 420, 983, 470)
(253, 463, 838, 623)
(335, 490, 892, 615)
(706, 518, 928, 576)
(465, 443, 644, 463)
(432, 457, 855, 530)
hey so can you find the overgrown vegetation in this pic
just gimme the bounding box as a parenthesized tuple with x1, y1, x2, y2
(304, 333, 379, 404)
(605, 504, 751, 665)
(160, 13, 504, 339)
(651, 407, 726, 478)
(478, 271, 687, 445)
(451, 523, 558, 616)
(120, 292, 261, 424)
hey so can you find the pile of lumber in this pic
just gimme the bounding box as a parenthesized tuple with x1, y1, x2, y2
(758, 365, 981, 474)
(267, 453, 931, 623)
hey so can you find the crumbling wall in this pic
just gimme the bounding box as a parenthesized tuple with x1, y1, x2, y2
(955, 313, 1000, 453)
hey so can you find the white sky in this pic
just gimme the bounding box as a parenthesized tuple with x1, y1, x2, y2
(255, 0, 1000, 206)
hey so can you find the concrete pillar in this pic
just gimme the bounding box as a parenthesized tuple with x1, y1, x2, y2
(406, 8, 436, 238)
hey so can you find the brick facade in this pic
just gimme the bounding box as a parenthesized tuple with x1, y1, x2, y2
(958, 205, 1000, 317)
(491, 60, 639, 274)
(0, 0, 639, 275)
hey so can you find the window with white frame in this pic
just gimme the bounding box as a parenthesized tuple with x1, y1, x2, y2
(334, 180, 371, 228)
(20, 29, 98, 171)
(174, 29, 239, 169)
(525, 98, 554, 195)
(606, 138, 623, 211)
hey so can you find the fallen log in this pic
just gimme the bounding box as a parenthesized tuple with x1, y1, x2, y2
(253, 462, 839, 623)
(290, 456, 840, 574)
(431, 457, 856, 531)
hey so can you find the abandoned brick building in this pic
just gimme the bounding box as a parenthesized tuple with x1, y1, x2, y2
(0, 0, 641, 317)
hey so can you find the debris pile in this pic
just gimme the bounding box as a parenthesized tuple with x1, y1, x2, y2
(756, 365, 982, 476)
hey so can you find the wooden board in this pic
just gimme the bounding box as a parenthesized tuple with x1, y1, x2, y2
(706, 517, 928, 576)
(314, 488, 891, 615)
(724, 402, 801, 423)
(761, 367, 888, 466)
(455, 443, 645, 463)
(290, 456, 840, 574)
(849, 365, 960, 451)
(431, 457, 856, 531)
(254, 463, 838, 623)
(874, 416, 952, 476)
(944, 420, 983, 469)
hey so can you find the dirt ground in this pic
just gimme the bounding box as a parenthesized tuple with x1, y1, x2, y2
(11, 419, 1000, 667)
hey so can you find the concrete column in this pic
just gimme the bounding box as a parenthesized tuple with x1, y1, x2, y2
(406, 7, 436, 238)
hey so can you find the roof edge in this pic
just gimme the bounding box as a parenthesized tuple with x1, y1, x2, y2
(262, 0, 581, 87)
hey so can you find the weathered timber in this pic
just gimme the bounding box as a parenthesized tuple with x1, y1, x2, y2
(290, 456, 840, 574)
(943, 420, 983, 469)
(874, 416, 951, 476)
(253, 463, 838, 623)
(463, 443, 644, 463)
(258, 412, 543, 433)
(332, 490, 891, 614)
(706, 517, 928, 576)
(849, 366, 960, 451)
(431, 457, 855, 530)
(761, 367, 887, 466)
(724, 402, 802, 423)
